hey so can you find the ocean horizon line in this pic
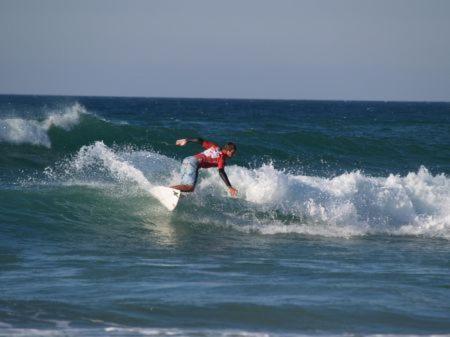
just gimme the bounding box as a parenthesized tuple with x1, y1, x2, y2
(1, 92, 449, 104)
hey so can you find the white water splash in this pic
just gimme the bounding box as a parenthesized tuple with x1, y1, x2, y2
(1, 326, 449, 337)
(0, 103, 85, 147)
(49, 142, 450, 239)
(70, 141, 154, 191)
(214, 164, 450, 238)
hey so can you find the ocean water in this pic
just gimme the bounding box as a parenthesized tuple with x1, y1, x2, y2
(0, 95, 449, 337)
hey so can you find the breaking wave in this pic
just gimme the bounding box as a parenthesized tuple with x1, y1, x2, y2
(42, 141, 450, 239)
(0, 103, 85, 147)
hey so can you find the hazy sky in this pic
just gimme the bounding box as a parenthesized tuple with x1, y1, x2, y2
(1, 0, 449, 101)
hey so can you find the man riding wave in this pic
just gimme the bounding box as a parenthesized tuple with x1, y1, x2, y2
(171, 138, 238, 197)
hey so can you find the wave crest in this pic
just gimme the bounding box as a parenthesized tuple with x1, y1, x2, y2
(218, 165, 450, 238)
(0, 103, 85, 147)
(44, 142, 450, 239)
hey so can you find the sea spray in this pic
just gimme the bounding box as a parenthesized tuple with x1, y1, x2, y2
(0, 103, 86, 147)
(40, 142, 450, 239)
(221, 165, 450, 238)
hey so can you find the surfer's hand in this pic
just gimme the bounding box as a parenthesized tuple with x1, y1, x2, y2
(228, 187, 238, 198)
(176, 139, 188, 146)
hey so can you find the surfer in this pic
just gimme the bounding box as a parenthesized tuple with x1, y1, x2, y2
(171, 138, 238, 197)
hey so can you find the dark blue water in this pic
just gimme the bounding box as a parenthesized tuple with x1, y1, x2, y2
(0, 95, 449, 336)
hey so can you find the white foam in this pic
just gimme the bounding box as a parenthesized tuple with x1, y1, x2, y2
(103, 327, 284, 336)
(0, 326, 448, 337)
(47, 142, 450, 239)
(0, 103, 85, 148)
(0, 118, 51, 147)
(184, 162, 449, 238)
(70, 141, 154, 191)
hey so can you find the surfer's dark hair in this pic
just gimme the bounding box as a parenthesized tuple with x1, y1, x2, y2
(223, 142, 236, 151)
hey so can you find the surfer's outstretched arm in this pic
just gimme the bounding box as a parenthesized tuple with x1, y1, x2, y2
(176, 138, 203, 146)
(219, 168, 238, 197)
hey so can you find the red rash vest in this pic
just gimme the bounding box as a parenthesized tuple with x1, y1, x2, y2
(194, 140, 227, 169)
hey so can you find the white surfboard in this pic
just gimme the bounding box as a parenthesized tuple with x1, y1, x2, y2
(150, 186, 181, 211)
